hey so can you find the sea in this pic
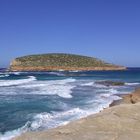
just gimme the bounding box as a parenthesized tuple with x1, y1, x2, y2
(0, 68, 140, 140)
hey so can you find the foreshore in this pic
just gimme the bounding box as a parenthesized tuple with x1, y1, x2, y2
(14, 88, 140, 140)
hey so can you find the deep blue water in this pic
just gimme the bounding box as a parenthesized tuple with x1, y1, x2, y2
(0, 69, 140, 139)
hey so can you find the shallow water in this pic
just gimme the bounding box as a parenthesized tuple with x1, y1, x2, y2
(0, 68, 140, 140)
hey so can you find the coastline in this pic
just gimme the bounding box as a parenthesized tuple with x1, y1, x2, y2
(9, 66, 126, 72)
(110, 88, 140, 106)
(14, 87, 140, 140)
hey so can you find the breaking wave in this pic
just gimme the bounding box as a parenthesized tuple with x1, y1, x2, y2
(125, 82, 140, 86)
(0, 73, 139, 140)
(0, 76, 36, 87)
(47, 72, 65, 76)
(0, 78, 76, 98)
(0, 108, 90, 140)
(81, 82, 95, 86)
(19, 78, 76, 98)
(0, 75, 9, 78)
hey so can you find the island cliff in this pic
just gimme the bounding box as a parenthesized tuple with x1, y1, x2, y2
(10, 53, 126, 71)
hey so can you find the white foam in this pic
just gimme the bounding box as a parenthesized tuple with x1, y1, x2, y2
(13, 72, 21, 75)
(30, 108, 89, 130)
(0, 122, 29, 140)
(30, 95, 121, 130)
(0, 76, 36, 87)
(19, 78, 76, 98)
(48, 72, 65, 76)
(0, 75, 9, 78)
(0, 78, 135, 140)
(0, 85, 124, 140)
(97, 88, 119, 95)
(100, 93, 121, 100)
(107, 88, 118, 94)
(80, 81, 109, 88)
(34, 84, 75, 98)
(125, 82, 140, 86)
(69, 70, 81, 72)
(31, 96, 122, 131)
(0, 78, 76, 98)
(81, 82, 94, 86)
(0, 108, 90, 140)
(100, 93, 112, 98)
(94, 83, 107, 88)
(58, 69, 65, 72)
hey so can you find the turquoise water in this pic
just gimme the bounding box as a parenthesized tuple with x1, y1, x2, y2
(0, 69, 140, 139)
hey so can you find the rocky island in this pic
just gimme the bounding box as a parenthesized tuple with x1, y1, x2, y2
(10, 53, 126, 71)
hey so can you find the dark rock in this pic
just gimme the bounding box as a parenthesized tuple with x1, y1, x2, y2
(95, 81, 125, 86)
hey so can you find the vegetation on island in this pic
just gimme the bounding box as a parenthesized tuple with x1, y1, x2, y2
(10, 53, 126, 71)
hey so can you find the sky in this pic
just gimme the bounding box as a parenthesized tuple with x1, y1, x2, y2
(0, 0, 140, 67)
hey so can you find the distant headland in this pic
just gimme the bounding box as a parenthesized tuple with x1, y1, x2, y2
(9, 53, 126, 71)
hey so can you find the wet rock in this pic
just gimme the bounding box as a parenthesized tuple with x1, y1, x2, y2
(95, 81, 125, 86)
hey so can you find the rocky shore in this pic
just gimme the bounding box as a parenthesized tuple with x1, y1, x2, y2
(9, 66, 126, 71)
(14, 88, 140, 140)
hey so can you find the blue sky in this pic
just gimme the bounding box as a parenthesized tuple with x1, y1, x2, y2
(0, 0, 140, 67)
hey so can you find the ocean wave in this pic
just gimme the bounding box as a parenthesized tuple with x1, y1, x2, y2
(19, 78, 76, 98)
(0, 85, 124, 140)
(99, 93, 121, 100)
(0, 78, 76, 98)
(0, 74, 9, 78)
(68, 70, 82, 72)
(80, 81, 107, 88)
(0, 76, 36, 87)
(0, 94, 121, 140)
(0, 108, 89, 140)
(81, 82, 95, 86)
(105, 88, 119, 94)
(48, 72, 65, 76)
(125, 82, 140, 86)
(0, 122, 29, 140)
(12, 72, 21, 75)
(58, 69, 65, 72)
(30, 108, 88, 130)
